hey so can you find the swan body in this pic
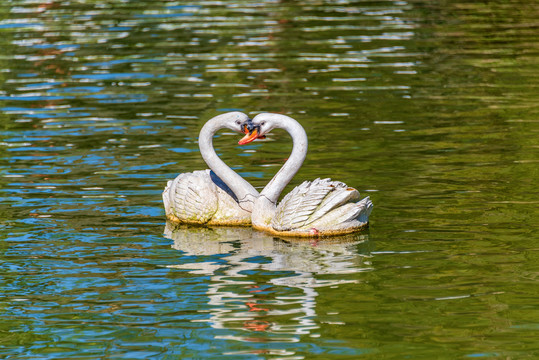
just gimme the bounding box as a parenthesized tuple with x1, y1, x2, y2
(163, 112, 258, 225)
(240, 113, 373, 237)
(163, 169, 253, 225)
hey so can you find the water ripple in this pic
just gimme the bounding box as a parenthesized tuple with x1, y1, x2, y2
(0, 0, 537, 358)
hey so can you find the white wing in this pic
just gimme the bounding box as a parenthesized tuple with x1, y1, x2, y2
(271, 178, 371, 232)
(271, 178, 333, 230)
(167, 170, 219, 224)
(308, 196, 373, 232)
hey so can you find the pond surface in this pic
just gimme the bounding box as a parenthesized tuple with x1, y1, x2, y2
(1, 0, 538, 358)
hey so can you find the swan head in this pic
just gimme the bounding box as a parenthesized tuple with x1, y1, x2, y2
(238, 113, 293, 145)
(238, 120, 266, 145)
(216, 111, 252, 133)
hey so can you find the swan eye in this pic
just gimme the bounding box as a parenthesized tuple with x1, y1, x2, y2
(260, 121, 266, 126)
(235, 120, 241, 125)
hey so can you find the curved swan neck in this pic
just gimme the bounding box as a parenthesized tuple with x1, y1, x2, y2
(199, 113, 258, 210)
(259, 114, 308, 204)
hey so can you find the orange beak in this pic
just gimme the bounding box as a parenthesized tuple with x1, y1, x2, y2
(238, 127, 259, 145)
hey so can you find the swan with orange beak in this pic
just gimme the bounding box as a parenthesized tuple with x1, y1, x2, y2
(237, 113, 372, 237)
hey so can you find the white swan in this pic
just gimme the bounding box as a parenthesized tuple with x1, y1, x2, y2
(238, 113, 373, 237)
(163, 112, 259, 225)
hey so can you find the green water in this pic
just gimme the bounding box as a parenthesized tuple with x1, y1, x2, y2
(1, 0, 538, 358)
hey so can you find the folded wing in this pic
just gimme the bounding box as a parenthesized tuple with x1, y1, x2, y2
(271, 178, 371, 232)
(166, 170, 219, 224)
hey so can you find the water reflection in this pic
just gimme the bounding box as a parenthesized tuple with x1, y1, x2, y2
(164, 222, 371, 342)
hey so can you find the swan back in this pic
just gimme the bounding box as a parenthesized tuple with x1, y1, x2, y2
(271, 178, 363, 231)
(168, 170, 219, 224)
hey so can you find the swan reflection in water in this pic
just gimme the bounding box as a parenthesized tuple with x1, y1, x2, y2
(163, 221, 372, 343)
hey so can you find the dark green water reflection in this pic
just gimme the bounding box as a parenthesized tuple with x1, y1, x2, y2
(1, 0, 538, 358)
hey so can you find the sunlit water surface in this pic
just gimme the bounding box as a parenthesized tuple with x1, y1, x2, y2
(1, 0, 538, 358)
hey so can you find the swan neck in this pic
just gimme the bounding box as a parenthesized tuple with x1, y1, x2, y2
(198, 115, 258, 210)
(260, 116, 308, 204)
